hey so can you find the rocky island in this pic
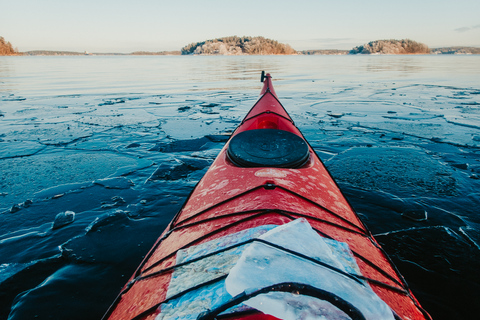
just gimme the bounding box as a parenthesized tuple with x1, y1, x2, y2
(181, 36, 296, 55)
(299, 49, 349, 55)
(350, 39, 430, 54)
(2, 35, 479, 56)
(0, 36, 20, 55)
(431, 46, 480, 54)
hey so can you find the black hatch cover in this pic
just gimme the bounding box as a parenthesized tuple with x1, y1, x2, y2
(227, 129, 309, 168)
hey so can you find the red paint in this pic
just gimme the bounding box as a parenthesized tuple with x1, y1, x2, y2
(104, 74, 430, 320)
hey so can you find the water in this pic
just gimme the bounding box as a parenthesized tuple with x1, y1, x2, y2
(0, 55, 479, 319)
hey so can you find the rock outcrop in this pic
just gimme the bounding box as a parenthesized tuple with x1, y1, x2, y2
(181, 36, 296, 55)
(299, 49, 349, 55)
(0, 36, 20, 55)
(350, 39, 430, 54)
(431, 47, 480, 54)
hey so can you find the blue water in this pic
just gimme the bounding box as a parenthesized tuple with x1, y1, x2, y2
(0, 55, 479, 319)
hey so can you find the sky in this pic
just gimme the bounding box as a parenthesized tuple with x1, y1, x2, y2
(2, 0, 480, 53)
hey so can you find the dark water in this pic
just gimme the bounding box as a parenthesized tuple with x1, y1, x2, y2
(0, 55, 479, 319)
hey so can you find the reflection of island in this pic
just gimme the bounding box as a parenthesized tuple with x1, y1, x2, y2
(181, 36, 295, 55)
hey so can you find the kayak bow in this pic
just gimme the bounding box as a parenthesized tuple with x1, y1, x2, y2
(104, 73, 431, 320)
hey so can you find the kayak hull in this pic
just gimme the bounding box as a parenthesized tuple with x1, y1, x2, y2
(104, 74, 430, 320)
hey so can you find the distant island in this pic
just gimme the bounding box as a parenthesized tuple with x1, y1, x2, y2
(431, 46, 480, 54)
(22, 50, 181, 56)
(130, 51, 181, 55)
(299, 49, 349, 55)
(1, 35, 479, 56)
(181, 36, 295, 55)
(350, 39, 430, 54)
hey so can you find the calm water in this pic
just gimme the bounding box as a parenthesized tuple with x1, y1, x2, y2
(0, 55, 479, 319)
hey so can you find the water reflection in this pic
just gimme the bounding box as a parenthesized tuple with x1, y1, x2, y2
(0, 55, 479, 97)
(0, 57, 15, 93)
(0, 54, 479, 320)
(363, 55, 426, 74)
(178, 56, 286, 91)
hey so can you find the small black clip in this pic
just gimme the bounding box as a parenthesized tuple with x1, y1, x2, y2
(261, 71, 266, 83)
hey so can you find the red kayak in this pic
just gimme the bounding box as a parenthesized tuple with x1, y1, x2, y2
(104, 73, 431, 320)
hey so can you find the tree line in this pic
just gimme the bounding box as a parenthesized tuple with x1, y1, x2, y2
(350, 39, 430, 54)
(4, 35, 478, 56)
(181, 36, 296, 55)
(0, 37, 20, 55)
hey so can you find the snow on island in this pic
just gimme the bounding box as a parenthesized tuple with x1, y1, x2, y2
(350, 39, 430, 54)
(181, 36, 296, 55)
(3, 34, 479, 56)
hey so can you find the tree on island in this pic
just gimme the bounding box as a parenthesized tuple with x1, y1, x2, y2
(350, 39, 430, 54)
(431, 46, 480, 54)
(0, 37, 20, 55)
(181, 36, 296, 55)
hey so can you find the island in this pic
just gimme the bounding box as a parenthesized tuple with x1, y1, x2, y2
(22, 50, 181, 56)
(299, 49, 349, 55)
(130, 51, 181, 55)
(349, 39, 430, 54)
(2, 35, 479, 56)
(431, 47, 480, 54)
(0, 37, 20, 55)
(181, 36, 296, 55)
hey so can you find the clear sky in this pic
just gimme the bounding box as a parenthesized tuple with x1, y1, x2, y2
(2, 0, 480, 53)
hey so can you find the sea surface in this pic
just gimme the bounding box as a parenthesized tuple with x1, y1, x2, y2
(0, 55, 479, 319)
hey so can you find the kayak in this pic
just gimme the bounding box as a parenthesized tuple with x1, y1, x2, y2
(104, 73, 431, 320)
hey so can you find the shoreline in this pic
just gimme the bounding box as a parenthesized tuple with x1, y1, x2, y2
(3, 48, 479, 57)
(3, 52, 480, 57)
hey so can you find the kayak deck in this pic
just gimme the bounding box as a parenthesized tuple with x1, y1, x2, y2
(104, 73, 430, 320)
